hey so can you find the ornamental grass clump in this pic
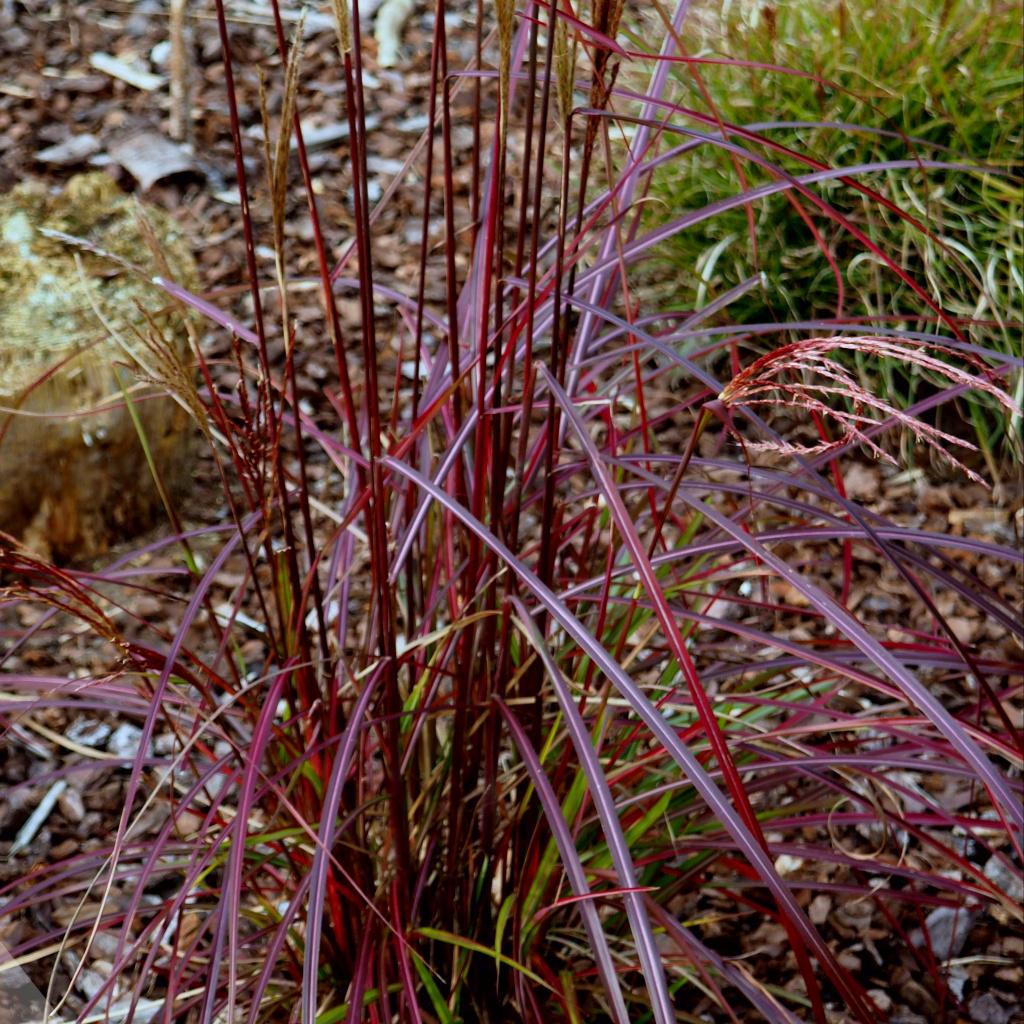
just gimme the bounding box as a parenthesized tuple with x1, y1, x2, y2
(0, 1, 1021, 1022)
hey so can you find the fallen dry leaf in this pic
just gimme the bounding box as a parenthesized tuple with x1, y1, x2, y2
(108, 131, 200, 191)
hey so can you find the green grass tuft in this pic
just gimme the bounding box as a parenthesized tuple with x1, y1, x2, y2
(639, 0, 1022, 463)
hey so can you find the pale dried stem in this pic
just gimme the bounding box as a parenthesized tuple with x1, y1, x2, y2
(718, 336, 1020, 485)
(168, 0, 192, 145)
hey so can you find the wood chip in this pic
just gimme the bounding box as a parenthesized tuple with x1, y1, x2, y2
(8, 779, 67, 857)
(375, 0, 416, 66)
(50, 73, 109, 93)
(293, 120, 349, 150)
(36, 133, 101, 166)
(57, 786, 85, 824)
(808, 893, 832, 925)
(89, 52, 166, 92)
(0, 80, 35, 98)
(226, 1, 337, 34)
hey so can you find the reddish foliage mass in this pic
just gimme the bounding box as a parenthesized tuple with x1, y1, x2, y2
(0, 1, 1021, 1022)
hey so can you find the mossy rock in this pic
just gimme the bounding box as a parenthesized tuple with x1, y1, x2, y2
(0, 173, 198, 562)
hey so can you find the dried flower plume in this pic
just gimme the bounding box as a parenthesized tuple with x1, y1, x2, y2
(718, 336, 1020, 484)
(554, 8, 577, 127)
(330, 0, 352, 57)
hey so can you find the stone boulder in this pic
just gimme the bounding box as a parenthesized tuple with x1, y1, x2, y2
(0, 173, 197, 561)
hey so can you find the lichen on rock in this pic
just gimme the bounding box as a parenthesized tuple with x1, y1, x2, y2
(0, 173, 199, 562)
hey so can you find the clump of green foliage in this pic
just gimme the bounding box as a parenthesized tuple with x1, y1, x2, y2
(642, 0, 1022, 462)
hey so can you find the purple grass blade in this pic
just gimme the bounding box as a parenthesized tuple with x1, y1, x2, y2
(508, 593, 814, 1024)
(665, 489, 1023, 830)
(302, 664, 384, 1024)
(497, 696, 634, 1024)
(382, 453, 879, 1021)
(644, 899, 803, 1024)
(92, 528, 245, 1019)
(209, 668, 290, 1024)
